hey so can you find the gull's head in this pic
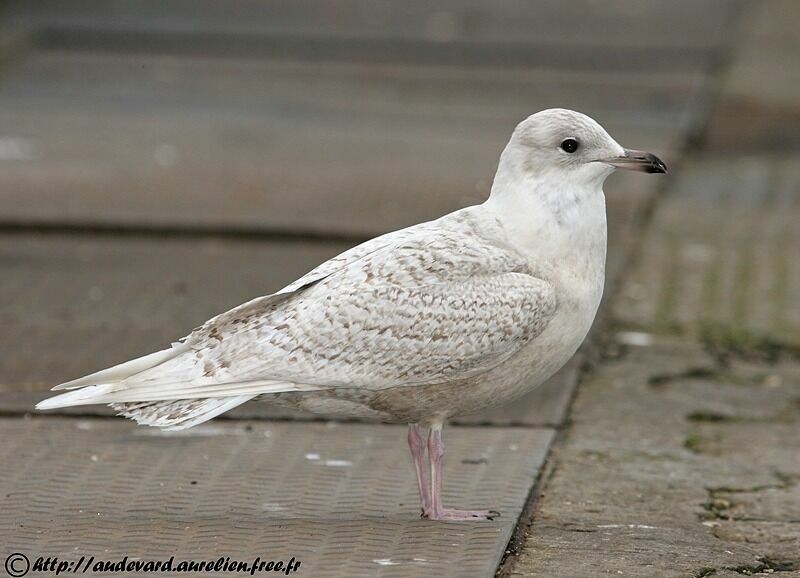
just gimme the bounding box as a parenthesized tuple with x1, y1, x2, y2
(498, 108, 667, 190)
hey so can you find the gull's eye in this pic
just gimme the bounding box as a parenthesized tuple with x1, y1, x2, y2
(560, 138, 579, 153)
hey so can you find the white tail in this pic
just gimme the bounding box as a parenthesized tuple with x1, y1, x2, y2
(36, 343, 316, 428)
(36, 378, 311, 408)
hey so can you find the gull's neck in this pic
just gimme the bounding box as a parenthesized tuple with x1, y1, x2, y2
(483, 150, 608, 280)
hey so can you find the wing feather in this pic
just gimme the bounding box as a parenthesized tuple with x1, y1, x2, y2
(178, 207, 557, 391)
(40, 206, 557, 411)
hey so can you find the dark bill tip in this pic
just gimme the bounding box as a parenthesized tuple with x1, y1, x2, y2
(637, 151, 668, 174)
(604, 148, 668, 174)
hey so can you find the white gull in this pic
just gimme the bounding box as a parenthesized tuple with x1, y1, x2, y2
(37, 108, 666, 521)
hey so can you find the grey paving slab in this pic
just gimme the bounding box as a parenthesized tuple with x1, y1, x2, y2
(614, 155, 800, 345)
(0, 417, 555, 578)
(0, 234, 350, 386)
(0, 50, 702, 130)
(507, 337, 800, 577)
(5, 0, 740, 52)
(706, 0, 800, 153)
(0, 51, 684, 235)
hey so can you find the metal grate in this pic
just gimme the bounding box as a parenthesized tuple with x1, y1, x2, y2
(0, 417, 554, 577)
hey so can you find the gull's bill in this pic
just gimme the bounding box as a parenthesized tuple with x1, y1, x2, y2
(600, 148, 668, 174)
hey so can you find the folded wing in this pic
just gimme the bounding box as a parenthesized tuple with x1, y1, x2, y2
(37, 207, 557, 418)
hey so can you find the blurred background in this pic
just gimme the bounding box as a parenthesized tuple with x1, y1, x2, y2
(0, 0, 797, 389)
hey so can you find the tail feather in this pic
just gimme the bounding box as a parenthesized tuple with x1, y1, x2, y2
(111, 395, 255, 431)
(52, 345, 188, 391)
(36, 379, 313, 409)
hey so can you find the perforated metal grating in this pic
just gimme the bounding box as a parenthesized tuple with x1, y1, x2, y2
(0, 417, 553, 577)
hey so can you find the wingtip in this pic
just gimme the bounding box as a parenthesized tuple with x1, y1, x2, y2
(50, 345, 187, 391)
(35, 396, 63, 411)
(35, 384, 116, 410)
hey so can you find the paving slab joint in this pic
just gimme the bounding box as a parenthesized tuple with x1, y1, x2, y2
(725, 556, 797, 575)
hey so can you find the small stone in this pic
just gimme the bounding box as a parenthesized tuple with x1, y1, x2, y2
(616, 331, 654, 347)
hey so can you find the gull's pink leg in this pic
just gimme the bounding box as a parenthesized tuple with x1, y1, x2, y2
(407, 423, 431, 514)
(423, 424, 499, 521)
